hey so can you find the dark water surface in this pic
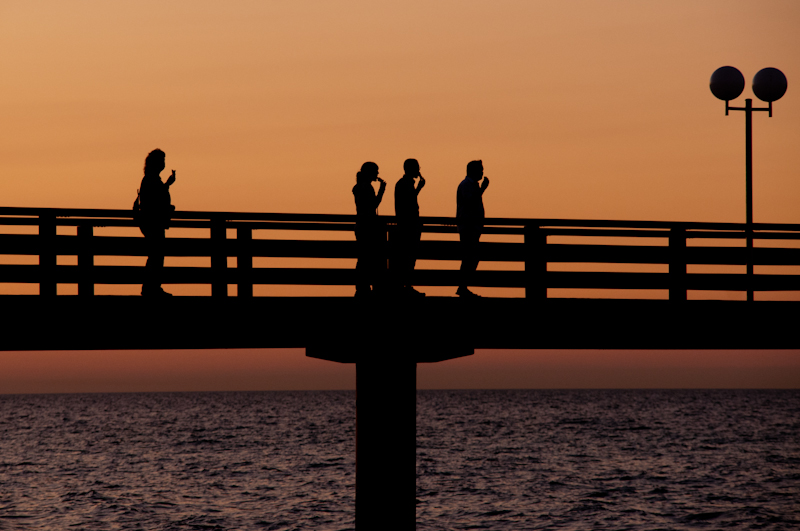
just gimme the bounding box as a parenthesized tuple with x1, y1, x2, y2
(1, 390, 798, 530)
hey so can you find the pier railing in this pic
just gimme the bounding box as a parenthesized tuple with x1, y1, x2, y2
(1, 206, 799, 299)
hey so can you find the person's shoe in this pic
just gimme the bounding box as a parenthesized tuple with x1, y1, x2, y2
(372, 286, 393, 299)
(142, 285, 173, 297)
(405, 286, 426, 298)
(456, 287, 480, 298)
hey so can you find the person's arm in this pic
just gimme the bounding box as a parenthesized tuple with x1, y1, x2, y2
(375, 178, 386, 207)
(479, 176, 489, 195)
(416, 174, 426, 195)
(165, 170, 176, 188)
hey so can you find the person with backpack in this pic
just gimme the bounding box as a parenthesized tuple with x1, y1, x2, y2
(137, 148, 176, 297)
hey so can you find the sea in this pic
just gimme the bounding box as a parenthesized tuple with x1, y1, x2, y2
(1, 390, 798, 530)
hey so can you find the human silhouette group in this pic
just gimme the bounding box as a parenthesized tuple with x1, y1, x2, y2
(137, 150, 489, 298)
(351, 158, 489, 300)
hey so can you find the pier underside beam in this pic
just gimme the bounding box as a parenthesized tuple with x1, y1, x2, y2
(0, 296, 796, 351)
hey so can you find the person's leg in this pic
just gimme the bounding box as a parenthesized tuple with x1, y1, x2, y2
(395, 225, 413, 290)
(403, 226, 423, 296)
(388, 226, 405, 292)
(369, 226, 387, 294)
(355, 228, 371, 296)
(409, 226, 421, 279)
(142, 226, 166, 295)
(458, 230, 480, 295)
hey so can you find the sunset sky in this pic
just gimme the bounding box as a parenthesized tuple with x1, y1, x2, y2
(1, 1, 798, 392)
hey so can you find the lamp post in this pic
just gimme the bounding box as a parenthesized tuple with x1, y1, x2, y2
(710, 66, 787, 302)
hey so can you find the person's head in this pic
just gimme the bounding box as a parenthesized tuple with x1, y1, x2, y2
(357, 161, 379, 184)
(144, 149, 166, 176)
(466, 160, 483, 181)
(403, 158, 420, 177)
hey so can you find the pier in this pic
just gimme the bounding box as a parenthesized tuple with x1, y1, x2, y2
(1, 206, 798, 528)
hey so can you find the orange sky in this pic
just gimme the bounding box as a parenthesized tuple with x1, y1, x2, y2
(1, 1, 798, 392)
(1, 349, 798, 394)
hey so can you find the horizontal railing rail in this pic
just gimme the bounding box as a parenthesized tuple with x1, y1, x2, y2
(1, 206, 799, 299)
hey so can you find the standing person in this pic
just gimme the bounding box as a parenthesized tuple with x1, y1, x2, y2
(393, 158, 426, 297)
(138, 149, 176, 297)
(353, 161, 386, 298)
(456, 160, 489, 298)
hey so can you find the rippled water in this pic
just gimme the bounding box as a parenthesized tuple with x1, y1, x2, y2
(1, 390, 798, 530)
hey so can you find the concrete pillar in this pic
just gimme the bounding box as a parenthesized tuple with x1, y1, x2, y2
(355, 359, 417, 530)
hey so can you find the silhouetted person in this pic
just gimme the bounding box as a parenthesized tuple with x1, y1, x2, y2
(139, 149, 176, 297)
(393, 158, 426, 297)
(456, 160, 489, 298)
(353, 161, 386, 298)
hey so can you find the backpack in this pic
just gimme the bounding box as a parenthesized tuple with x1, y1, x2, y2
(132, 189, 142, 225)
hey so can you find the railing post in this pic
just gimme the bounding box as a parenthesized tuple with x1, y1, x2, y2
(237, 226, 253, 298)
(78, 224, 94, 297)
(39, 212, 56, 297)
(524, 225, 547, 300)
(211, 216, 227, 298)
(669, 227, 686, 301)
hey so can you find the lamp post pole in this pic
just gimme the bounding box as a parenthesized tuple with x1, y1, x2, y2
(744, 97, 755, 302)
(726, 98, 771, 302)
(710, 66, 787, 302)
(745, 98, 752, 232)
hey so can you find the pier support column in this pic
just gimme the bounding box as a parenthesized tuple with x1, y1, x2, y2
(355, 359, 417, 530)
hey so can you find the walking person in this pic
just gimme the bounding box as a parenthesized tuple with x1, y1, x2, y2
(393, 158, 426, 297)
(138, 149, 176, 297)
(456, 160, 489, 298)
(353, 161, 386, 298)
